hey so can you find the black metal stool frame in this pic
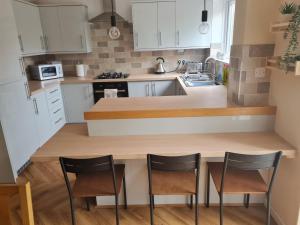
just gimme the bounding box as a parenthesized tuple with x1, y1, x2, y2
(205, 151, 282, 225)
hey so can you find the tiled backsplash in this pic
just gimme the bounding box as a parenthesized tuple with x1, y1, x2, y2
(24, 21, 209, 77)
(228, 44, 274, 106)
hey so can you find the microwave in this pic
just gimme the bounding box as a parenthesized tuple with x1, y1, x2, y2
(30, 64, 64, 81)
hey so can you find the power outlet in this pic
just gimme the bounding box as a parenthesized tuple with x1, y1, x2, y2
(255, 67, 266, 78)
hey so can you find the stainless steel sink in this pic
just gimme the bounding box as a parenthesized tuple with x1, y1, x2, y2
(180, 74, 219, 87)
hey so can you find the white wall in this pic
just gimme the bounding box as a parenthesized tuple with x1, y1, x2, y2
(233, 0, 280, 45)
(269, 71, 300, 225)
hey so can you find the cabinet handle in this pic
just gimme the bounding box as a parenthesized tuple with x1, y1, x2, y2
(80, 35, 84, 49)
(146, 84, 150, 96)
(18, 35, 24, 52)
(151, 83, 157, 96)
(40, 36, 45, 50)
(158, 31, 162, 46)
(51, 99, 60, 104)
(55, 118, 62, 124)
(176, 31, 180, 46)
(153, 83, 157, 96)
(33, 98, 39, 114)
(44, 36, 49, 50)
(135, 32, 139, 49)
(53, 108, 61, 114)
(24, 82, 30, 100)
(49, 89, 58, 94)
(19, 58, 26, 76)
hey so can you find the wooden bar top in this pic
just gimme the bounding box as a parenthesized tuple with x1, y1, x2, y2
(31, 124, 296, 161)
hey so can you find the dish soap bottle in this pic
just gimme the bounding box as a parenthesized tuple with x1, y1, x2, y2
(223, 64, 229, 85)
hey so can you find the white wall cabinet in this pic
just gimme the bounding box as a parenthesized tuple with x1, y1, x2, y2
(0, 0, 25, 84)
(132, 0, 212, 51)
(132, 2, 158, 50)
(39, 5, 91, 54)
(128, 80, 176, 97)
(32, 91, 53, 147)
(12, 0, 45, 56)
(61, 84, 94, 123)
(39, 6, 63, 53)
(0, 79, 39, 179)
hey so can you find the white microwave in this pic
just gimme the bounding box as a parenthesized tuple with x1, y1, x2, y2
(30, 64, 64, 81)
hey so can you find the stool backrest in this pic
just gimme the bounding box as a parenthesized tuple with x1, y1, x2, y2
(147, 154, 201, 172)
(59, 155, 117, 196)
(221, 151, 282, 194)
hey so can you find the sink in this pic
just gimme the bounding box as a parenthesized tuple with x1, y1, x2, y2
(180, 74, 219, 87)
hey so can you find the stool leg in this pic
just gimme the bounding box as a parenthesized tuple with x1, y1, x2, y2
(206, 167, 210, 208)
(190, 195, 193, 209)
(195, 194, 199, 225)
(69, 197, 76, 225)
(244, 194, 250, 208)
(115, 195, 119, 225)
(149, 194, 154, 225)
(123, 176, 128, 209)
(219, 193, 224, 225)
(152, 195, 155, 209)
(266, 194, 271, 225)
(85, 198, 90, 211)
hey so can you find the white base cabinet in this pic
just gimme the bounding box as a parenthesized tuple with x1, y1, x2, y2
(0, 79, 39, 179)
(32, 91, 53, 147)
(61, 84, 94, 123)
(128, 80, 176, 97)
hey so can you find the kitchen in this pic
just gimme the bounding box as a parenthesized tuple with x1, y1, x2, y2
(0, 0, 299, 225)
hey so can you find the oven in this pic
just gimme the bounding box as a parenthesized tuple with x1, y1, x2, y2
(93, 82, 129, 103)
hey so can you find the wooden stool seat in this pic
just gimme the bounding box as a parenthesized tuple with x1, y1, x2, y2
(207, 162, 267, 194)
(73, 164, 125, 197)
(152, 170, 196, 195)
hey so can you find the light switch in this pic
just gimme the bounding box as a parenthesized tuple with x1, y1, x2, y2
(255, 67, 266, 78)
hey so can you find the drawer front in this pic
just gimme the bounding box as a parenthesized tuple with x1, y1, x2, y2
(50, 109, 66, 133)
(48, 96, 63, 110)
(46, 86, 61, 101)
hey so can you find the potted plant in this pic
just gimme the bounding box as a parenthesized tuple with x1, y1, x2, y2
(281, 5, 300, 72)
(279, 2, 296, 22)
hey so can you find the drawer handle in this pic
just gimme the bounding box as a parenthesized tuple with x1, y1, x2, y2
(55, 118, 62, 124)
(51, 99, 60, 104)
(53, 108, 61, 114)
(49, 89, 59, 94)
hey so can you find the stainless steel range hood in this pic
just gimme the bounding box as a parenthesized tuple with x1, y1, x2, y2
(89, 0, 125, 23)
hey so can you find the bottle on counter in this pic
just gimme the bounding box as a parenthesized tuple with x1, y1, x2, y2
(223, 64, 229, 85)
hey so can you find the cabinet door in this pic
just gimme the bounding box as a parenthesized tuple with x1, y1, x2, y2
(39, 6, 63, 53)
(12, 1, 45, 55)
(132, 2, 158, 50)
(59, 6, 87, 53)
(0, 0, 24, 84)
(128, 82, 151, 97)
(32, 91, 53, 147)
(151, 80, 175, 96)
(176, 0, 212, 48)
(0, 79, 39, 178)
(61, 84, 94, 123)
(158, 1, 176, 49)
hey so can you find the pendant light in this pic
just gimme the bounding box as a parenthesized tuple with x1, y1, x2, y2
(108, 0, 120, 40)
(199, 0, 209, 34)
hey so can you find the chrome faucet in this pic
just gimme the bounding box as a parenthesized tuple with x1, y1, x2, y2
(204, 57, 217, 80)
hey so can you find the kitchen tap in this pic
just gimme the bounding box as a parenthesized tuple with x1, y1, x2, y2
(205, 57, 217, 80)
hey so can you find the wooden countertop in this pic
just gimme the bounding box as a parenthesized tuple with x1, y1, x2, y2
(31, 124, 296, 161)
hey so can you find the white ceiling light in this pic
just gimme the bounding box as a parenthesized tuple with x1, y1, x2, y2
(199, 0, 209, 34)
(108, 0, 120, 40)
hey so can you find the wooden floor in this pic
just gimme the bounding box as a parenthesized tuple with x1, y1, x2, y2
(10, 161, 277, 225)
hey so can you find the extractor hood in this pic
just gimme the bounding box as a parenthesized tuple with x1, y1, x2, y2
(89, 0, 125, 23)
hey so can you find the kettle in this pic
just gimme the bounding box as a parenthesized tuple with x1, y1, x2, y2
(155, 57, 166, 74)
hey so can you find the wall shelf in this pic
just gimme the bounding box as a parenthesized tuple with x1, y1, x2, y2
(267, 58, 300, 76)
(270, 22, 289, 33)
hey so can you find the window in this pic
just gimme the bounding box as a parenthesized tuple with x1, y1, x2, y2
(223, 0, 236, 60)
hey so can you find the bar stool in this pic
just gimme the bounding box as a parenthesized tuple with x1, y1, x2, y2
(147, 153, 201, 225)
(59, 155, 127, 225)
(206, 151, 282, 225)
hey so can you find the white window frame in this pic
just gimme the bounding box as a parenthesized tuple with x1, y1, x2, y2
(223, 0, 236, 61)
